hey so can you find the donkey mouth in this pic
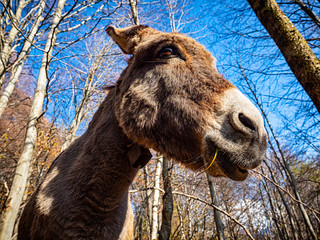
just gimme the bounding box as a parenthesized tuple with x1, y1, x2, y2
(203, 136, 262, 181)
(237, 166, 248, 173)
(213, 152, 250, 181)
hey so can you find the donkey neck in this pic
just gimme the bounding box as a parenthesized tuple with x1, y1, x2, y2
(68, 89, 149, 212)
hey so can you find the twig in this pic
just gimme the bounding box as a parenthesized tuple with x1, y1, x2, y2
(172, 191, 255, 240)
(251, 169, 320, 217)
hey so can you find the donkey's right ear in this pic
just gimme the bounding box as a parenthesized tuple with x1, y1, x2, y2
(106, 25, 149, 54)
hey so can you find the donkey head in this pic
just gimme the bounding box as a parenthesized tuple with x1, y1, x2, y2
(107, 25, 267, 181)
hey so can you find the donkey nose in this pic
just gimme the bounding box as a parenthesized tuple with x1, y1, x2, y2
(238, 113, 256, 131)
(230, 110, 262, 136)
(220, 88, 266, 139)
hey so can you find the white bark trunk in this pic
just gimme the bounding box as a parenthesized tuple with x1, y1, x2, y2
(0, 61, 24, 117)
(151, 156, 163, 240)
(0, 0, 66, 238)
(144, 166, 153, 235)
(129, 0, 139, 25)
(0, 0, 45, 118)
(0, 0, 29, 87)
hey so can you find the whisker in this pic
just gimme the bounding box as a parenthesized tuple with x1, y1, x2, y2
(137, 59, 167, 64)
(181, 155, 209, 173)
(182, 154, 202, 164)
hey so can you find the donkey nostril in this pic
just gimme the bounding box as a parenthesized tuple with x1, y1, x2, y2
(238, 113, 256, 131)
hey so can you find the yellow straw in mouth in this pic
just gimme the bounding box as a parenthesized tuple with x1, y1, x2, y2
(197, 148, 219, 176)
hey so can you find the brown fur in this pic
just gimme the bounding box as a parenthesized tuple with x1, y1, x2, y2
(18, 25, 267, 239)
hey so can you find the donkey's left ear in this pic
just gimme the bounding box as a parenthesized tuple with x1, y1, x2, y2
(106, 25, 150, 54)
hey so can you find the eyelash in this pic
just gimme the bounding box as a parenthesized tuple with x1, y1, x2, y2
(156, 45, 186, 61)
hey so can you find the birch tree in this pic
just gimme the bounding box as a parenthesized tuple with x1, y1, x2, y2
(0, 0, 67, 238)
(0, 0, 30, 87)
(0, 0, 46, 118)
(129, 0, 140, 25)
(151, 156, 163, 240)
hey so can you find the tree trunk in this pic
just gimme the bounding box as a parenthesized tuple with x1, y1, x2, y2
(0, 0, 28, 87)
(129, 0, 140, 25)
(0, 0, 66, 238)
(261, 179, 285, 240)
(247, 0, 320, 114)
(0, 0, 45, 118)
(151, 156, 163, 240)
(0, 60, 25, 118)
(206, 173, 225, 240)
(159, 158, 173, 240)
(202, 214, 206, 239)
(264, 160, 299, 240)
(176, 204, 186, 240)
(144, 166, 153, 236)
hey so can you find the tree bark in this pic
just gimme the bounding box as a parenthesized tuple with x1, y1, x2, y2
(0, 0, 66, 238)
(159, 158, 173, 240)
(129, 0, 140, 25)
(143, 166, 153, 236)
(206, 173, 225, 240)
(176, 204, 186, 240)
(151, 156, 163, 240)
(0, 0, 46, 118)
(247, 0, 320, 114)
(0, 0, 28, 87)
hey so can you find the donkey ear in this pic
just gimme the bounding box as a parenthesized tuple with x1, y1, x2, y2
(106, 25, 149, 54)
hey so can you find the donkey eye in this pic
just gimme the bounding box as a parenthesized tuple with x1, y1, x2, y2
(158, 47, 175, 58)
(157, 46, 186, 61)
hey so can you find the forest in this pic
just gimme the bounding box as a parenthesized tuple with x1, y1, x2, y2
(0, 0, 319, 239)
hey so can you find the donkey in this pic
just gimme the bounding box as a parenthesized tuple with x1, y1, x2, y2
(18, 25, 267, 239)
